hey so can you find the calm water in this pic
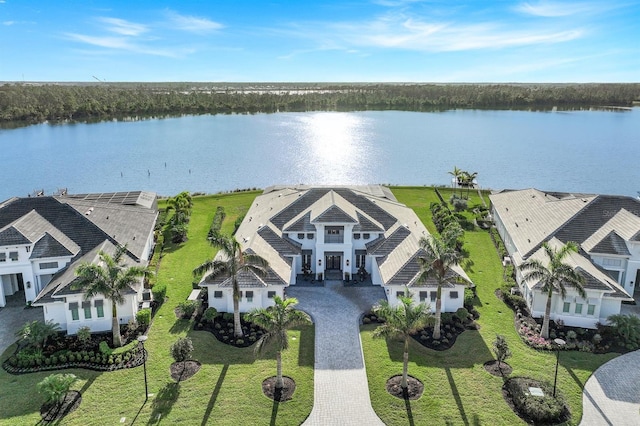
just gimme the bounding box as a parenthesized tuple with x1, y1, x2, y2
(1, 109, 639, 200)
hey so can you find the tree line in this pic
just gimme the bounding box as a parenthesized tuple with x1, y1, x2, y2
(1, 82, 639, 124)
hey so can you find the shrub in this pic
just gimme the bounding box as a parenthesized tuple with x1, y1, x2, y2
(464, 288, 475, 308)
(505, 377, 567, 423)
(170, 337, 194, 363)
(566, 330, 577, 341)
(136, 308, 152, 327)
(607, 314, 640, 350)
(76, 326, 92, 346)
(592, 333, 603, 345)
(176, 300, 200, 319)
(59, 355, 67, 364)
(203, 307, 218, 322)
(152, 282, 167, 303)
(450, 197, 468, 212)
(236, 339, 244, 345)
(222, 312, 234, 321)
(493, 334, 512, 367)
(99, 341, 113, 356)
(68, 353, 76, 362)
(208, 206, 226, 238)
(37, 374, 78, 406)
(455, 307, 470, 323)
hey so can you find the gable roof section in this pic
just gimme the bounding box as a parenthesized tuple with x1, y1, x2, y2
(312, 204, 357, 224)
(30, 233, 74, 259)
(283, 212, 315, 232)
(1, 209, 81, 256)
(490, 189, 596, 256)
(553, 196, 640, 246)
(333, 188, 397, 230)
(0, 226, 29, 246)
(588, 231, 631, 256)
(581, 208, 640, 255)
(270, 188, 330, 230)
(353, 212, 384, 232)
(366, 225, 410, 256)
(257, 226, 302, 256)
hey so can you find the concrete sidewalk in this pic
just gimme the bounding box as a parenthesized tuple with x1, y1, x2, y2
(580, 349, 640, 426)
(288, 279, 386, 426)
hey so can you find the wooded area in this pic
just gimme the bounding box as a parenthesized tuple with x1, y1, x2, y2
(1, 82, 639, 124)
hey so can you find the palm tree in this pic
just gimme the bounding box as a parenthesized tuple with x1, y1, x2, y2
(193, 234, 269, 337)
(519, 241, 585, 339)
(463, 171, 478, 198)
(372, 296, 432, 389)
(417, 234, 462, 340)
(448, 166, 463, 195)
(75, 245, 147, 347)
(246, 296, 311, 389)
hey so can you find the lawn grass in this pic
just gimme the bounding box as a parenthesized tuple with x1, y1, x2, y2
(361, 187, 618, 425)
(0, 191, 314, 426)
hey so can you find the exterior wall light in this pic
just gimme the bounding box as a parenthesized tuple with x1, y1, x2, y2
(318, 259, 322, 266)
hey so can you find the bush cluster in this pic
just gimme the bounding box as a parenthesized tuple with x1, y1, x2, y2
(504, 377, 568, 423)
(208, 206, 226, 239)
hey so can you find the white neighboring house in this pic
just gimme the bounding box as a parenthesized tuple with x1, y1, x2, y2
(200, 185, 471, 313)
(490, 189, 639, 329)
(0, 191, 158, 334)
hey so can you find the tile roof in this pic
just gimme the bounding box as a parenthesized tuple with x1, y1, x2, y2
(257, 226, 302, 256)
(312, 205, 357, 223)
(588, 231, 631, 256)
(283, 212, 315, 232)
(333, 188, 397, 230)
(353, 212, 384, 232)
(366, 226, 410, 256)
(270, 188, 330, 230)
(0, 226, 29, 245)
(30, 233, 74, 259)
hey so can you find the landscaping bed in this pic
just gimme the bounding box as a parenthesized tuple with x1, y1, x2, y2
(502, 377, 570, 425)
(193, 311, 265, 348)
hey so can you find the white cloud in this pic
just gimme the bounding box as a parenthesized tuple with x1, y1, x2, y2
(283, 15, 586, 53)
(165, 10, 223, 33)
(97, 17, 148, 36)
(514, 1, 615, 17)
(3, 21, 14, 26)
(64, 33, 188, 57)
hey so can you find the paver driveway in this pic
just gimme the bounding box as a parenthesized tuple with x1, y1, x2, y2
(0, 293, 43, 355)
(288, 279, 386, 426)
(580, 349, 640, 426)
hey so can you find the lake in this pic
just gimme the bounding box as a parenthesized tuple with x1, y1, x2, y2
(1, 109, 638, 200)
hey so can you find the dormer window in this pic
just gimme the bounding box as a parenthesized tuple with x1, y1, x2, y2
(307, 233, 314, 239)
(363, 233, 370, 240)
(297, 233, 305, 239)
(353, 233, 361, 240)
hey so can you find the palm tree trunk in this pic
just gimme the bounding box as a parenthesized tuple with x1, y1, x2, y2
(276, 350, 284, 388)
(433, 286, 442, 340)
(541, 289, 553, 339)
(402, 338, 409, 389)
(233, 295, 243, 338)
(112, 302, 122, 347)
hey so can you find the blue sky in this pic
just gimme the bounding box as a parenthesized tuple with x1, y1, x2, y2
(1, 0, 638, 82)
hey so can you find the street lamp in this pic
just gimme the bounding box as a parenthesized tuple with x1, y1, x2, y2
(553, 338, 566, 397)
(138, 335, 149, 401)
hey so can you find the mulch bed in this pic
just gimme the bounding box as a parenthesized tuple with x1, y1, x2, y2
(262, 376, 296, 402)
(193, 315, 264, 348)
(170, 360, 201, 382)
(483, 360, 512, 377)
(385, 375, 424, 400)
(40, 390, 82, 422)
(502, 377, 571, 425)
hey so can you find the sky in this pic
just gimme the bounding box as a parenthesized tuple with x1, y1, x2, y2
(1, 0, 639, 82)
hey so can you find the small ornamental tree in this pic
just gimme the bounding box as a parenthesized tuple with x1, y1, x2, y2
(76, 326, 92, 348)
(493, 334, 512, 371)
(170, 337, 194, 365)
(37, 373, 78, 407)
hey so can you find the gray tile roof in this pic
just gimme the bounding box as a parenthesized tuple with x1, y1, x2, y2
(353, 212, 384, 232)
(333, 188, 397, 230)
(0, 226, 30, 245)
(386, 248, 465, 287)
(366, 226, 410, 256)
(203, 266, 286, 288)
(257, 226, 302, 256)
(30, 233, 74, 259)
(283, 212, 315, 232)
(270, 188, 330, 230)
(313, 205, 357, 223)
(589, 231, 631, 256)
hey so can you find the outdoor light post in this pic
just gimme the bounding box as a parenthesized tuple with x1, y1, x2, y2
(553, 338, 566, 397)
(138, 335, 149, 401)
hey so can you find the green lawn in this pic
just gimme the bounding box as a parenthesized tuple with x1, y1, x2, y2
(361, 187, 618, 425)
(0, 191, 314, 426)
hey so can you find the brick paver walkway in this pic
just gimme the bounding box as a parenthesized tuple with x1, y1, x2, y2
(288, 279, 386, 426)
(0, 292, 43, 354)
(580, 349, 640, 426)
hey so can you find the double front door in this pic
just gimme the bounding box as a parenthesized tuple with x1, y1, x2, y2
(325, 254, 342, 270)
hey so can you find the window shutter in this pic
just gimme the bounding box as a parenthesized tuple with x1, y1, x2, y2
(68, 302, 78, 311)
(94, 299, 104, 307)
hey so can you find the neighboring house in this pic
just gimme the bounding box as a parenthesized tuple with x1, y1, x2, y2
(490, 188, 639, 329)
(0, 191, 158, 334)
(201, 185, 471, 312)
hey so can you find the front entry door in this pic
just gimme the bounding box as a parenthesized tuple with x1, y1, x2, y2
(325, 255, 342, 270)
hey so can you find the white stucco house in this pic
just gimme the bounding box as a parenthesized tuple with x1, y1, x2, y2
(0, 191, 158, 334)
(200, 185, 472, 313)
(490, 189, 639, 329)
